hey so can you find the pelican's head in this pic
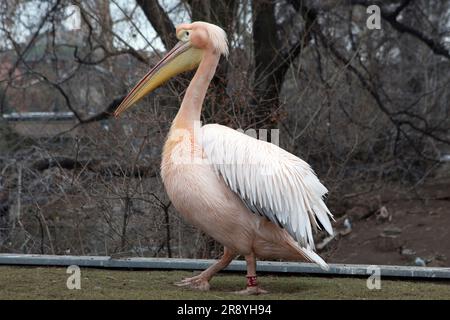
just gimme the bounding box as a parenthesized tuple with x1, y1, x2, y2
(114, 22, 228, 117)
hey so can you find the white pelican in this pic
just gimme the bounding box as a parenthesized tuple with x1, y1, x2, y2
(114, 22, 333, 294)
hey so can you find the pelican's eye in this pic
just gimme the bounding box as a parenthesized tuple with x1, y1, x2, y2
(181, 30, 190, 42)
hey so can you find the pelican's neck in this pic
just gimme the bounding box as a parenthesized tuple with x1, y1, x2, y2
(173, 50, 220, 130)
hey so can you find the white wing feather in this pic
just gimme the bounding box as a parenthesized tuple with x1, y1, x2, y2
(201, 124, 334, 253)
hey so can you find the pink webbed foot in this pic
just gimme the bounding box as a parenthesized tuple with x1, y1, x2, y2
(175, 275, 211, 291)
(234, 275, 268, 295)
(235, 286, 268, 295)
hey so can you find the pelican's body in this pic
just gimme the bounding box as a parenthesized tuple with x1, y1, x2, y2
(115, 22, 333, 294)
(162, 125, 303, 261)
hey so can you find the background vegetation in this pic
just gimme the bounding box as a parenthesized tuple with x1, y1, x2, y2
(0, 0, 449, 264)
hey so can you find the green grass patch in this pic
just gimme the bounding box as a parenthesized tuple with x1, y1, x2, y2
(0, 266, 449, 300)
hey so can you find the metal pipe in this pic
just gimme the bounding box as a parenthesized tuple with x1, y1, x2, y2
(0, 254, 449, 280)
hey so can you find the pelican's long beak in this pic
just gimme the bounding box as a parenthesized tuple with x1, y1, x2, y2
(114, 41, 203, 117)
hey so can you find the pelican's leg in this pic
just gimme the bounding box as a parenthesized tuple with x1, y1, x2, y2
(175, 247, 236, 291)
(235, 252, 268, 295)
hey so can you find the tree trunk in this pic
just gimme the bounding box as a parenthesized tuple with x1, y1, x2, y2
(251, 0, 282, 127)
(136, 0, 177, 50)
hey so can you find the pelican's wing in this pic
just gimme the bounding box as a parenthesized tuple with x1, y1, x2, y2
(201, 124, 334, 252)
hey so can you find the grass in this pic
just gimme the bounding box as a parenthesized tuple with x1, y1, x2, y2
(0, 266, 449, 300)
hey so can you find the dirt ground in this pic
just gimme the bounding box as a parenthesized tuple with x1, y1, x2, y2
(324, 177, 450, 267)
(0, 266, 449, 300)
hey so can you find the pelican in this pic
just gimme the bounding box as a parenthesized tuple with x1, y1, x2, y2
(114, 22, 333, 294)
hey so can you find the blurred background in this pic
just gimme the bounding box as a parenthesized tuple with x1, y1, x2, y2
(0, 0, 449, 267)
